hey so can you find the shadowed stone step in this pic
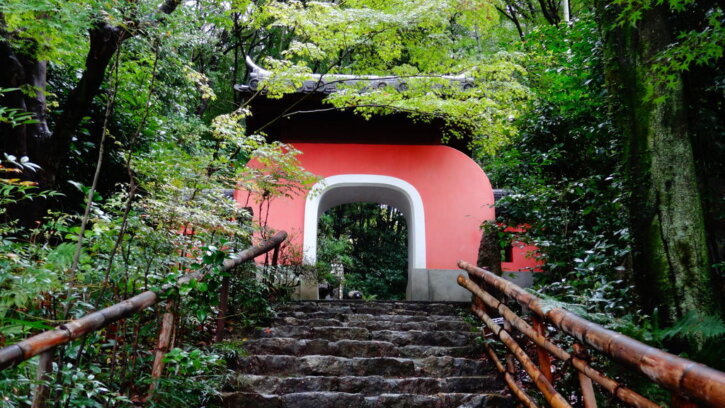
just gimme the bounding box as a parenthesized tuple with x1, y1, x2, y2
(243, 338, 482, 358)
(222, 391, 365, 408)
(256, 326, 371, 341)
(276, 311, 467, 321)
(417, 356, 494, 377)
(277, 301, 466, 315)
(233, 355, 489, 377)
(230, 375, 503, 395)
(398, 344, 481, 358)
(366, 393, 512, 408)
(346, 313, 465, 322)
(233, 355, 417, 377)
(222, 392, 512, 408)
(276, 316, 471, 331)
(276, 305, 466, 317)
(372, 330, 476, 346)
(243, 338, 401, 357)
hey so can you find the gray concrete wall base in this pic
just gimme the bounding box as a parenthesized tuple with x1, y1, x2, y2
(293, 269, 536, 301)
(501, 271, 534, 288)
(295, 278, 320, 300)
(426, 269, 471, 301)
(408, 268, 431, 301)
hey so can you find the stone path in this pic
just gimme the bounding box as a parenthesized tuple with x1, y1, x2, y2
(222, 301, 510, 408)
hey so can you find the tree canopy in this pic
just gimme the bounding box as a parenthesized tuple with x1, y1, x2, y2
(1, 0, 724, 405)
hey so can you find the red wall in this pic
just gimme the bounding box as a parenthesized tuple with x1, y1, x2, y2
(240, 143, 494, 269)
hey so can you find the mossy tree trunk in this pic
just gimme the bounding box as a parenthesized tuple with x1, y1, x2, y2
(598, 3, 722, 322)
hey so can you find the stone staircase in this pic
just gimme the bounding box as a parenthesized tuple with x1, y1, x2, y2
(222, 300, 510, 408)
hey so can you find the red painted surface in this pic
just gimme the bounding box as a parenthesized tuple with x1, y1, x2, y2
(240, 143, 494, 270)
(502, 226, 543, 273)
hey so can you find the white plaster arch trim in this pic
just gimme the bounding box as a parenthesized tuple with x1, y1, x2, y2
(303, 174, 426, 269)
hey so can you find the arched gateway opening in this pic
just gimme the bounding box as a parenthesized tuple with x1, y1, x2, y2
(303, 175, 425, 300)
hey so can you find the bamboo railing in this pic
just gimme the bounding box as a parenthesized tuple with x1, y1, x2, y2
(456, 260, 725, 408)
(0, 231, 287, 406)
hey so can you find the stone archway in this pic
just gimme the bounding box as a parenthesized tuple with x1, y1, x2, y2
(301, 174, 425, 300)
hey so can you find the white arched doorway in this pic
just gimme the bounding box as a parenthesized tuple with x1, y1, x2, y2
(301, 174, 426, 300)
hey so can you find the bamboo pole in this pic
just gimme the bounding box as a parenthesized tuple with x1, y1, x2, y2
(503, 314, 516, 375)
(458, 260, 725, 408)
(458, 274, 660, 408)
(483, 340, 539, 408)
(0, 231, 288, 370)
(573, 344, 597, 408)
(148, 300, 176, 396)
(467, 299, 572, 408)
(30, 350, 53, 408)
(532, 315, 554, 383)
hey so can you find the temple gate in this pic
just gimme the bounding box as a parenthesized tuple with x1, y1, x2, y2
(236, 60, 539, 301)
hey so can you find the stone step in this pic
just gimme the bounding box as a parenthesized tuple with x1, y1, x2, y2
(398, 344, 482, 358)
(277, 301, 467, 314)
(276, 311, 466, 322)
(242, 338, 481, 358)
(276, 316, 472, 331)
(233, 355, 417, 377)
(243, 338, 401, 358)
(256, 326, 476, 346)
(229, 374, 503, 395)
(256, 326, 372, 341)
(368, 393, 512, 408)
(232, 355, 492, 377)
(372, 330, 476, 347)
(276, 302, 466, 316)
(222, 391, 512, 408)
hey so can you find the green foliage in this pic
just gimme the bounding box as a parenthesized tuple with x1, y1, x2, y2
(0, 89, 39, 127)
(483, 17, 634, 316)
(256, 0, 530, 154)
(317, 203, 408, 300)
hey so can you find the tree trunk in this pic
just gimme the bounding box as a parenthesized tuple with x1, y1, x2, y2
(478, 223, 503, 276)
(598, 3, 722, 322)
(1, 1, 181, 228)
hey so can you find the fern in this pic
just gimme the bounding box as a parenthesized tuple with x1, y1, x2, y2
(659, 311, 725, 344)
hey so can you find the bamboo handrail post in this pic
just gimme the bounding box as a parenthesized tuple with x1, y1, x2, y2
(468, 273, 487, 314)
(532, 314, 554, 384)
(271, 244, 280, 266)
(502, 311, 516, 376)
(483, 340, 539, 408)
(148, 299, 176, 397)
(573, 343, 597, 408)
(31, 349, 53, 408)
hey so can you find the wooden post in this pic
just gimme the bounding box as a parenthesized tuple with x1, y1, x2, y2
(31, 350, 53, 408)
(271, 244, 280, 266)
(573, 343, 597, 408)
(148, 300, 176, 396)
(502, 316, 517, 376)
(532, 315, 554, 383)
